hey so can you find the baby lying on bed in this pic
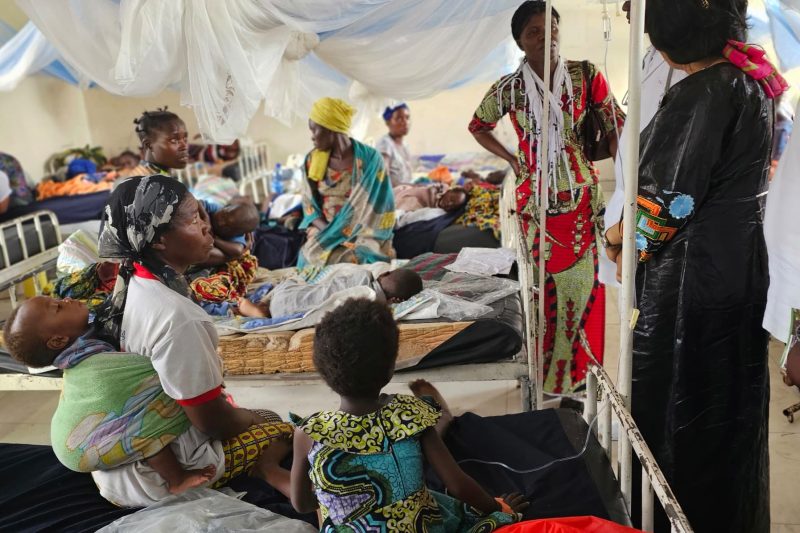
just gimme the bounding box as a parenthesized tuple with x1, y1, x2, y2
(3, 296, 216, 494)
(241, 267, 424, 318)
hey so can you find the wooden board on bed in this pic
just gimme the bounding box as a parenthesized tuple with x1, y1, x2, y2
(218, 321, 472, 376)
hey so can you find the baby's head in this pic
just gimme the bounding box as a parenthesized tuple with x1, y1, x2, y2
(437, 187, 468, 213)
(377, 269, 423, 304)
(211, 202, 259, 240)
(2, 296, 90, 368)
(314, 298, 399, 398)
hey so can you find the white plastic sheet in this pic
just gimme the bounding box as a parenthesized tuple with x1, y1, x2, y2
(14, 0, 521, 142)
(97, 487, 315, 532)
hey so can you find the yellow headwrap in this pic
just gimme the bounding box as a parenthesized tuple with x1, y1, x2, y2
(308, 97, 357, 182)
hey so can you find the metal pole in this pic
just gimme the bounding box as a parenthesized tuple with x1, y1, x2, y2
(535, 0, 553, 412)
(643, 475, 655, 532)
(618, 0, 645, 512)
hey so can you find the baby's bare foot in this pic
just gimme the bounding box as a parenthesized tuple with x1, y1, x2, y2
(167, 464, 217, 495)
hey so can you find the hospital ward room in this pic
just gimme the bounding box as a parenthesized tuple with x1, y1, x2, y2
(0, 0, 799, 531)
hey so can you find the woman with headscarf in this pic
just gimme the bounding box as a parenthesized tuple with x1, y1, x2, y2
(91, 175, 293, 507)
(376, 103, 414, 186)
(298, 97, 395, 267)
(469, 1, 624, 395)
(604, 0, 784, 530)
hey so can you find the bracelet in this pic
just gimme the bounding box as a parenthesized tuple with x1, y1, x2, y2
(494, 497, 514, 514)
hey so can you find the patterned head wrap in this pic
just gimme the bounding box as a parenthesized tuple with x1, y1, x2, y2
(95, 175, 191, 343)
(382, 103, 408, 122)
(308, 97, 357, 182)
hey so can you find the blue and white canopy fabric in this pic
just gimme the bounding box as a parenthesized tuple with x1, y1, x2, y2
(0, 0, 523, 142)
(0, 0, 797, 142)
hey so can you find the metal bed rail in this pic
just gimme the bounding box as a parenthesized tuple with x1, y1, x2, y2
(238, 143, 271, 204)
(584, 363, 693, 533)
(0, 210, 62, 308)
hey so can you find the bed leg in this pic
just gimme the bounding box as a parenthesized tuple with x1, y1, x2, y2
(783, 401, 800, 423)
(519, 376, 533, 412)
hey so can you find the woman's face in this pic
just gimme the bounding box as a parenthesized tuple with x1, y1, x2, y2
(156, 195, 214, 272)
(387, 108, 411, 138)
(147, 120, 189, 169)
(517, 13, 560, 67)
(309, 120, 336, 151)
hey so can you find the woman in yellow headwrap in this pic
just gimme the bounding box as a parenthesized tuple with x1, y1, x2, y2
(298, 97, 395, 267)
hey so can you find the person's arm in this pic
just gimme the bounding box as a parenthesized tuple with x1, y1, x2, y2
(213, 237, 246, 259)
(0, 195, 9, 215)
(471, 131, 520, 177)
(420, 428, 499, 514)
(587, 65, 625, 160)
(468, 80, 520, 176)
(290, 428, 319, 513)
(181, 396, 265, 441)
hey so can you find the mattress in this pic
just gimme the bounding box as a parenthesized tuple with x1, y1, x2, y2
(218, 292, 523, 376)
(219, 321, 472, 375)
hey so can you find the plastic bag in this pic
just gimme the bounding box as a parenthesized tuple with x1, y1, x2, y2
(56, 229, 100, 276)
(426, 272, 520, 306)
(97, 487, 315, 532)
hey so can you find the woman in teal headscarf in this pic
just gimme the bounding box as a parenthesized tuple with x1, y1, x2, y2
(298, 97, 395, 267)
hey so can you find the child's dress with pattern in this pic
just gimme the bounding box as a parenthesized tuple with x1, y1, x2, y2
(299, 394, 515, 532)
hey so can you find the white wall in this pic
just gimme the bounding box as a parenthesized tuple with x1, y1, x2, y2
(0, 76, 93, 181)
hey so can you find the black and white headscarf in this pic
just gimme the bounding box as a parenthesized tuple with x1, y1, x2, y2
(95, 175, 191, 343)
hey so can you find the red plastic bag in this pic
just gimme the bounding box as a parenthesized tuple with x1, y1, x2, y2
(497, 516, 643, 533)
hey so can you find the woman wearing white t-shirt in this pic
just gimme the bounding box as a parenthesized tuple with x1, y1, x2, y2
(376, 104, 413, 186)
(91, 175, 293, 507)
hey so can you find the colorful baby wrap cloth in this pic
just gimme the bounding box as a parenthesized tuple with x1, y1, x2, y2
(50, 337, 190, 473)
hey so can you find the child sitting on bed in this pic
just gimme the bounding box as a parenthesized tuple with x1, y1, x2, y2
(3, 296, 217, 494)
(290, 298, 527, 531)
(243, 267, 423, 318)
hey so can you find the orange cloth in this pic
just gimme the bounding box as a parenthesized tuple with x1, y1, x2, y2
(427, 165, 453, 184)
(36, 175, 113, 200)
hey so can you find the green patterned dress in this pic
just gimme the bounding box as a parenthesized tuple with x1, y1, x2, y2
(299, 394, 515, 532)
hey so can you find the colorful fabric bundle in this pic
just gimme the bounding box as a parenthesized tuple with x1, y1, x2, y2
(189, 251, 259, 303)
(53, 262, 120, 312)
(455, 184, 501, 239)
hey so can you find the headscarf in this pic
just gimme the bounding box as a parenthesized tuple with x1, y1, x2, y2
(382, 103, 408, 122)
(723, 41, 789, 99)
(94, 175, 191, 343)
(308, 97, 356, 182)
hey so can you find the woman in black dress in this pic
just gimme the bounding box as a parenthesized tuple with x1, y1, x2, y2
(605, 0, 787, 530)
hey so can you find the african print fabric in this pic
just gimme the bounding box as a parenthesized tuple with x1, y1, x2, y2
(299, 394, 515, 532)
(213, 421, 294, 487)
(455, 184, 501, 239)
(469, 60, 622, 394)
(298, 139, 395, 267)
(189, 251, 258, 303)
